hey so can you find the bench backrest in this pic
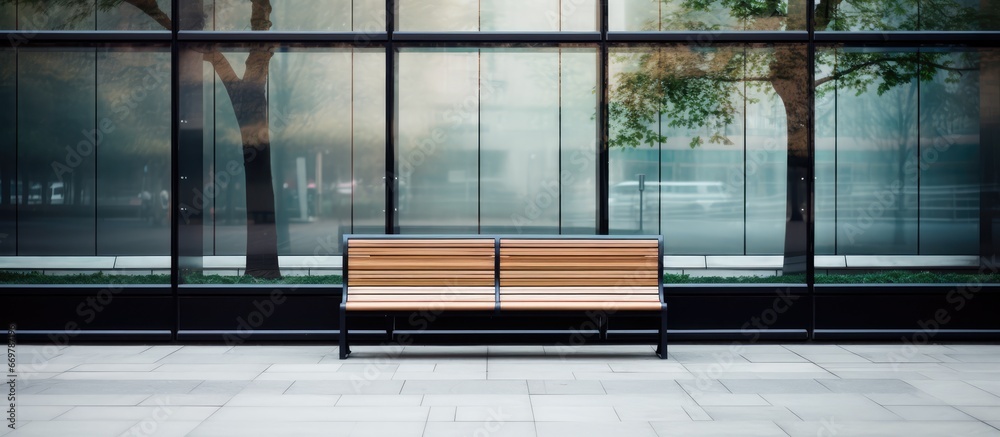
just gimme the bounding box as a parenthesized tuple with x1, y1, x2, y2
(344, 238, 497, 311)
(498, 238, 662, 310)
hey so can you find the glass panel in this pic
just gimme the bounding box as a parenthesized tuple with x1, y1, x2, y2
(18, 49, 96, 256)
(560, 49, 598, 234)
(96, 48, 171, 256)
(608, 48, 660, 235)
(17, 2, 95, 30)
(986, 50, 1000, 257)
(846, 49, 920, 255)
(482, 0, 559, 31)
(832, 48, 920, 255)
(397, 0, 597, 31)
(815, 49, 838, 255)
(919, 50, 980, 255)
(480, 49, 561, 234)
(818, 0, 997, 31)
(1, 3, 13, 29)
(190, 45, 385, 266)
(352, 51, 387, 236)
(97, 0, 173, 30)
(0, 50, 13, 255)
(195, 0, 383, 31)
(745, 46, 788, 255)
(211, 51, 248, 256)
(609, 0, 806, 31)
(397, 48, 479, 233)
(562, 0, 599, 31)
(609, 46, 750, 255)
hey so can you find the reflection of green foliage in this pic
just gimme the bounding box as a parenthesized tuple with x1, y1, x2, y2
(609, 0, 984, 150)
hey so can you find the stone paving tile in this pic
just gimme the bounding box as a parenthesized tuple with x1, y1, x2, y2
(54, 405, 219, 421)
(400, 380, 528, 395)
(649, 420, 790, 436)
(741, 353, 811, 363)
(284, 380, 404, 395)
(886, 405, 978, 421)
(424, 422, 536, 437)
(456, 405, 534, 421)
(13, 405, 72, 421)
(703, 406, 801, 421)
(428, 406, 456, 421)
(613, 404, 691, 421)
(527, 380, 606, 394)
(189, 421, 427, 437)
(600, 380, 684, 395)
(959, 406, 1000, 421)
(817, 379, 919, 394)
(223, 394, 341, 407)
(863, 392, 948, 406)
(535, 421, 659, 437)
(907, 380, 1000, 406)
(720, 379, 833, 394)
(777, 420, 1000, 437)
(9, 420, 138, 436)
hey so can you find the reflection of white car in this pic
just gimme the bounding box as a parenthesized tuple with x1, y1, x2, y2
(611, 181, 736, 222)
(24, 182, 64, 205)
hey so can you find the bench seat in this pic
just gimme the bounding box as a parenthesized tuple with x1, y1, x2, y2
(340, 235, 666, 359)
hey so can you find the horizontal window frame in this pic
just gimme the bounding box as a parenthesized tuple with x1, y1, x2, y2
(4, 31, 999, 45)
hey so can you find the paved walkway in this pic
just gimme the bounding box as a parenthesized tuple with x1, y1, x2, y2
(7, 344, 1000, 436)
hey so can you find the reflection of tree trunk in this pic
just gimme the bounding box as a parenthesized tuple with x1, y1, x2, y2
(770, 46, 810, 274)
(199, 1, 280, 279)
(210, 46, 280, 278)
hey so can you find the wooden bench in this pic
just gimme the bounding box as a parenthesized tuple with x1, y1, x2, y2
(340, 235, 666, 359)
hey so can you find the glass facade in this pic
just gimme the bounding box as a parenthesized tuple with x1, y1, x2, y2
(182, 45, 385, 258)
(396, 47, 597, 235)
(815, 47, 984, 256)
(0, 0, 997, 285)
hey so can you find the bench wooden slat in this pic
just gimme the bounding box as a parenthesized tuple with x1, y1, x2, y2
(351, 238, 495, 245)
(499, 249, 658, 257)
(352, 278, 493, 287)
(500, 287, 659, 295)
(349, 294, 495, 302)
(501, 259, 657, 270)
(352, 272, 494, 279)
(501, 294, 659, 302)
(350, 257, 495, 270)
(346, 302, 496, 311)
(500, 301, 663, 311)
(500, 278, 658, 287)
(500, 239, 658, 248)
(351, 248, 496, 256)
(348, 286, 495, 295)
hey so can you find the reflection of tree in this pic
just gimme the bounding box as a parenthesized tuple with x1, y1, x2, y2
(7, 0, 283, 277)
(609, 0, 983, 271)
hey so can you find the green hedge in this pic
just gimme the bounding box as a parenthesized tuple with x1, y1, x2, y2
(665, 271, 1000, 284)
(0, 271, 170, 285)
(3, 270, 998, 285)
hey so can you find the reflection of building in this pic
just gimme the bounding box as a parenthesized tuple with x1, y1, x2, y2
(1, 1, 999, 342)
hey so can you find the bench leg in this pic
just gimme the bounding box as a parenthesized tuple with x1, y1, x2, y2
(656, 304, 668, 359)
(339, 303, 350, 360)
(598, 315, 608, 341)
(386, 316, 395, 343)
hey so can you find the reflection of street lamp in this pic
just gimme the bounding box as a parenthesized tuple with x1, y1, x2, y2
(637, 174, 645, 233)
